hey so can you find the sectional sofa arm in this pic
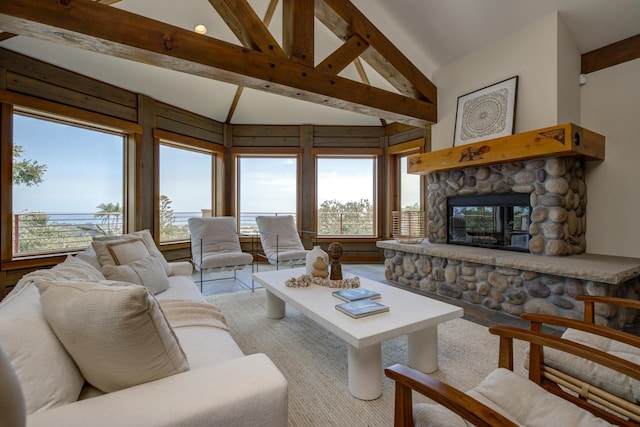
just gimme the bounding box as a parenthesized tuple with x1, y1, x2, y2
(168, 260, 193, 276)
(27, 354, 288, 427)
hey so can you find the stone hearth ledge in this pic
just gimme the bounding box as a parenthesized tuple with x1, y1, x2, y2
(376, 240, 640, 285)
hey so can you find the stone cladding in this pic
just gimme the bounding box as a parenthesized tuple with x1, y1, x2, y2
(382, 248, 640, 328)
(427, 157, 587, 256)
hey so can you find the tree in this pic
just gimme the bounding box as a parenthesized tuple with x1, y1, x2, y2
(318, 199, 373, 235)
(159, 195, 181, 240)
(95, 202, 122, 235)
(13, 145, 47, 187)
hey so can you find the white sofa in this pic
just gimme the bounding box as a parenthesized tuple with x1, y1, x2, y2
(0, 230, 288, 427)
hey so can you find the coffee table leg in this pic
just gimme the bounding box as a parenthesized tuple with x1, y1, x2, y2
(408, 325, 438, 373)
(347, 343, 382, 400)
(265, 290, 285, 319)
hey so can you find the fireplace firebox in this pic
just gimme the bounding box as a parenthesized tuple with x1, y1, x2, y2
(447, 193, 531, 252)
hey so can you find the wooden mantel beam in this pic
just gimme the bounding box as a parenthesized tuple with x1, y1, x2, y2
(0, 0, 436, 127)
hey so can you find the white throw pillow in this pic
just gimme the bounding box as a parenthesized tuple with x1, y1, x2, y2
(0, 282, 84, 414)
(102, 255, 170, 294)
(92, 237, 150, 267)
(52, 255, 105, 281)
(35, 279, 189, 393)
(93, 230, 172, 276)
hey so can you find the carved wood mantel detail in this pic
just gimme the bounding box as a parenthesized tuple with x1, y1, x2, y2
(408, 123, 605, 175)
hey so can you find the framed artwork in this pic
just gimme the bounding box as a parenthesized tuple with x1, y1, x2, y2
(453, 76, 518, 146)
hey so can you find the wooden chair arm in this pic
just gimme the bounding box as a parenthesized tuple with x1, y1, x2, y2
(521, 313, 640, 350)
(384, 364, 517, 427)
(574, 295, 640, 323)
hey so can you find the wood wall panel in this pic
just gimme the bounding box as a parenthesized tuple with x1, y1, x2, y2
(232, 125, 300, 137)
(6, 71, 137, 121)
(0, 48, 137, 108)
(388, 126, 429, 146)
(156, 102, 224, 134)
(155, 117, 224, 144)
(313, 137, 382, 148)
(313, 126, 385, 138)
(232, 136, 301, 147)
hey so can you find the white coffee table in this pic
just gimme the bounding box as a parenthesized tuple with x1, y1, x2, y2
(252, 268, 464, 400)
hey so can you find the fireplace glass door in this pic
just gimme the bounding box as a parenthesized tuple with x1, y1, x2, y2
(447, 194, 530, 252)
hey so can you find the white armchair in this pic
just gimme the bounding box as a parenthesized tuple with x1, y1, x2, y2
(255, 215, 315, 270)
(188, 217, 253, 291)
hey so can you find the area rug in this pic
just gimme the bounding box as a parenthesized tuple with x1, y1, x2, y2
(205, 289, 527, 427)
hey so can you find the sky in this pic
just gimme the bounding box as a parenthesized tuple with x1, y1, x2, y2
(13, 113, 420, 217)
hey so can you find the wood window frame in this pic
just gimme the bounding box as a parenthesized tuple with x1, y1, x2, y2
(312, 147, 383, 240)
(385, 138, 425, 239)
(153, 129, 225, 249)
(0, 90, 141, 270)
(230, 147, 303, 238)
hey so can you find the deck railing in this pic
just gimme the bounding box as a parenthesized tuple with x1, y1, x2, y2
(12, 209, 376, 256)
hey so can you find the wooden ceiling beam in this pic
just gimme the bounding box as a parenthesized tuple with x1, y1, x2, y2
(0, 0, 435, 127)
(208, 0, 287, 57)
(316, 34, 368, 75)
(581, 33, 640, 74)
(225, 0, 280, 124)
(283, 0, 314, 67)
(353, 58, 386, 126)
(315, 0, 437, 105)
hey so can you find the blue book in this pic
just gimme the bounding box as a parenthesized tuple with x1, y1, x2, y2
(335, 299, 389, 318)
(332, 288, 381, 302)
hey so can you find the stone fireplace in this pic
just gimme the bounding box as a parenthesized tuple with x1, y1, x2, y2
(428, 156, 587, 256)
(377, 124, 640, 328)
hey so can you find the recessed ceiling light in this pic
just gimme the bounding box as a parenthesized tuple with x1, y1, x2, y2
(194, 24, 207, 35)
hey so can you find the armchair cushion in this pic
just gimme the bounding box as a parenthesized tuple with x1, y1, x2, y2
(541, 328, 640, 403)
(188, 217, 253, 271)
(36, 279, 189, 393)
(256, 215, 307, 265)
(413, 368, 612, 427)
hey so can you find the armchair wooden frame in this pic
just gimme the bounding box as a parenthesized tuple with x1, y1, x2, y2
(385, 322, 640, 427)
(520, 295, 640, 424)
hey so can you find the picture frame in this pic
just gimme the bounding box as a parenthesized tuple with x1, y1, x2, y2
(453, 76, 518, 147)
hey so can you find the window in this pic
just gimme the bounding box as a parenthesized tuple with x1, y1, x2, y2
(236, 154, 299, 234)
(12, 111, 125, 257)
(316, 155, 377, 237)
(399, 153, 421, 211)
(159, 143, 214, 243)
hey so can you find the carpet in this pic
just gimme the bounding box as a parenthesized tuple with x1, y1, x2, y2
(205, 289, 527, 427)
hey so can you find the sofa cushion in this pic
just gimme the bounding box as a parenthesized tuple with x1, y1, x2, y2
(0, 280, 84, 415)
(0, 345, 26, 427)
(52, 255, 105, 281)
(102, 255, 170, 295)
(35, 279, 189, 393)
(94, 230, 171, 276)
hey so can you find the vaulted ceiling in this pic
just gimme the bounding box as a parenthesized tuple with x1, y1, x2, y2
(0, 0, 638, 128)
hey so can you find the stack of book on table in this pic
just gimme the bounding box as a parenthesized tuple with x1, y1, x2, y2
(333, 288, 389, 318)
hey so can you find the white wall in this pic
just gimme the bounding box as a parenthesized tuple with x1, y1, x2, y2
(582, 58, 640, 257)
(431, 12, 579, 150)
(429, 11, 640, 257)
